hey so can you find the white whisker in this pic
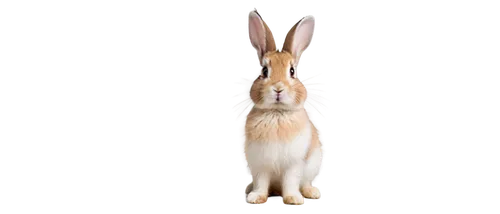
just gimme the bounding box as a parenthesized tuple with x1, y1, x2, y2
(235, 99, 253, 115)
(307, 102, 323, 119)
(314, 102, 326, 111)
(315, 102, 325, 114)
(307, 95, 327, 108)
(235, 100, 252, 112)
(306, 82, 325, 86)
(307, 88, 323, 92)
(308, 91, 327, 96)
(307, 100, 324, 113)
(307, 97, 323, 103)
(313, 103, 325, 114)
(308, 93, 329, 101)
(235, 102, 254, 120)
(300, 73, 324, 83)
(233, 99, 250, 111)
(306, 102, 318, 111)
(240, 77, 251, 85)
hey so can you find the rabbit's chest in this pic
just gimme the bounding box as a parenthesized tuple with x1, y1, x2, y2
(245, 111, 308, 142)
(245, 123, 311, 172)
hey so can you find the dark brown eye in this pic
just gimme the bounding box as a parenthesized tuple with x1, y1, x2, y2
(261, 66, 268, 78)
(290, 67, 295, 78)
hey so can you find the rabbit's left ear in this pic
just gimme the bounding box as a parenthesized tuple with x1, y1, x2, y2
(282, 16, 315, 65)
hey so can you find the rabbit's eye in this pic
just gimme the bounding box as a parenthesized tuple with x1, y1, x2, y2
(261, 66, 268, 78)
(290, 67, 295, 78)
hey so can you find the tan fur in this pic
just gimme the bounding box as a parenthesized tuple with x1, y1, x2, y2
(246, 51, 312, 151)
(253, 11, 276, 52)
(246, 11, 320, 205)
(248, 194, 267, 204)
(250, 51, 307, 108)
(247, 181, 320, 200)
(283, 196, 304, 205)
(245, 108, 308, 143)
(282, 19, 300, 54)
(305, 122, 322, 160)
(300, 186, 321, 199)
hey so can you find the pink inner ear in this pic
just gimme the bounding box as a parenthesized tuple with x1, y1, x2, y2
(249, 13, 266, 57)
(292, 17, 315, 59)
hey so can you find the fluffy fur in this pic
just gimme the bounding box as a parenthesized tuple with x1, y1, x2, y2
(245, 10, 321, 205)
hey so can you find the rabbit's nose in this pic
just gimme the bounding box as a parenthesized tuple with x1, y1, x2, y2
(273, 89, 283, 94)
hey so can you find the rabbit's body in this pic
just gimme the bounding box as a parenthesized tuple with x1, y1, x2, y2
(245, 108, 322, 200)
(244, 10, 321, 205)
(245, 108, 321, 174)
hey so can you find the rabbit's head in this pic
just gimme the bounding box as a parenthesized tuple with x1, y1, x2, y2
(248, 10, 315, 110)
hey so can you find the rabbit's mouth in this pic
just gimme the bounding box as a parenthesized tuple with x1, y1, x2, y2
(270, 93, 291, 106)
(275, 96, 287, 104)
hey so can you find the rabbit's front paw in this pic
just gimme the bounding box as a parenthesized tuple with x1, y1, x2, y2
(301, 186, 320, 199)
(283, 194, 304, 205)
(246, 192, 267, 204)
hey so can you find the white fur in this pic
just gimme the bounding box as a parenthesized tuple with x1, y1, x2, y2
(246, 191, 266, 203)
(246, 11, 319, 204)
(303, 147, 322, 185)
(300, 147, 322, 199)
(261, 57, 270, 67)
(246, 122, 311, 174)
(259, 82, 295, 109)
(246, 122, 320, 203)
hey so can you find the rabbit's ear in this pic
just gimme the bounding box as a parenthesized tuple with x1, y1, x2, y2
(282, 16, 315, 65)
(249, 10, 276, 65)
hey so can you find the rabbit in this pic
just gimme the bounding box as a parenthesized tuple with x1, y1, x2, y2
(244, 10, 322, 205)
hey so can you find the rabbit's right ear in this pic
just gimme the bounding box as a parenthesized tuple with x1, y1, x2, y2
(282, 16, 315, 66)
(249, 10, 276, 65)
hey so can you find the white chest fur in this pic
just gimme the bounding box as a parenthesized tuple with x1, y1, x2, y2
(246, 122, 311, 174)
